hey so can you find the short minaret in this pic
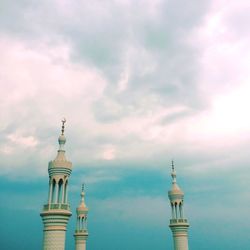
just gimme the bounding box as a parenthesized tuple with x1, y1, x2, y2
(74, 184, 89, 250)
(168, 161, 189, 250)
(40, 119, 72, 250)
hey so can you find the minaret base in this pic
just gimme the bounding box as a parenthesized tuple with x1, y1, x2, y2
(170, 223, 189, 250)
(74, 232, 88, 250)
(43, 230, 66, 250)
(41, 210, 72, 250)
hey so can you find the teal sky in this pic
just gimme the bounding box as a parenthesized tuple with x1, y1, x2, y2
(1, 0, 250, 249)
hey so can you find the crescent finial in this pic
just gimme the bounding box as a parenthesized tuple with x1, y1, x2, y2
(61, 118, 66, 135)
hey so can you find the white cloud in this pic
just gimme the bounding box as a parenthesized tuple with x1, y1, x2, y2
(7, 133, 38, 147)
(0, 36, 108, 177)
(102, 144, 116, 160)
(1, 0, 250, 180)
(0, 145, 13, 155)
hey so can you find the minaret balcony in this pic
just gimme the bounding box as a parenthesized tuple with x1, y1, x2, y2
(170, 218, 188, 224)
(75, 229, 88, 233)
(43, 203, 70, 211)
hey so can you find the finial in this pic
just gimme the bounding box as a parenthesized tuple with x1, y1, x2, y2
(171, 160, 177, 184)
(171, 160, 175, 171)
(80, 183, 86, 205)
(61, 118, 66, 135)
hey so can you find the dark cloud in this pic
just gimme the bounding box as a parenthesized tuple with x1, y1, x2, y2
(0, 0, 212, 124)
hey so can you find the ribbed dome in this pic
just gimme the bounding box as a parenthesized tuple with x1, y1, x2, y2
(169, 183, 184, 195)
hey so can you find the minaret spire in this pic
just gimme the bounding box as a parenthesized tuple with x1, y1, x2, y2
(80, 183, 87, 207)
(74, 184, 89, 250)
(171, 160, 177, 184)
(168, 161, 189, 250)
(58, 118, 67, 151)
(40, 119, 73, 250)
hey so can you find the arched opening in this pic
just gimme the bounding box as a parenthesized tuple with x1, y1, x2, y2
(171, 203, 175, 219)
(179, 202, 182, 218)
(174, 202, 178, 219)
(58, 179, 63, 203)
(48, 178, 52, 203)
(82, 216, 85, 230)
(84, 216, 87, 230)
(76, 216, 80, 231)
(52, 179, 56, 203)
(64, 180, 68, 203)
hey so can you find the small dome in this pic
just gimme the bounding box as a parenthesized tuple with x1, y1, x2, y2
(170, 183, 184, 195)
(48, 132, 72, 169)
(168, 161, 184, 201)
(168, 183, 184, 202)
(77, 190, 88, 212)
(77, 203, 88, 212)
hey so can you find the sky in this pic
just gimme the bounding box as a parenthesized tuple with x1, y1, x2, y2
(0, 0, 250, 249)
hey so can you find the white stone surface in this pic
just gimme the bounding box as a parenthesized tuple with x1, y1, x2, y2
(172, 230, 189, 250)
(168, 162, 189, 250)
(41, 124, 72, 250)
(43, 230, 66, 250)
(74, 186, 89, 250)
(75, 239, 86, 250)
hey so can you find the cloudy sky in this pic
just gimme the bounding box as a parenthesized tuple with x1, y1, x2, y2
(1, 0, 250, 249)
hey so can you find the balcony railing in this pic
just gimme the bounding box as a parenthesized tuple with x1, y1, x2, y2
(43, 203, 70, 211)
(76, 229, 88, 233)
(170, 218, 188, 224)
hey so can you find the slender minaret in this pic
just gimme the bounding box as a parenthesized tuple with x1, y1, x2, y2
(74, 184, 89, 250)
(168, 161, 189, 250)
(40, 119, 72, 250)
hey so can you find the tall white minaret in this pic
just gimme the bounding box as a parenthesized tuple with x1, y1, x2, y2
(74, 184, 89, 250)
(40, 119, 72, 250)
(168, 161, 189, 250)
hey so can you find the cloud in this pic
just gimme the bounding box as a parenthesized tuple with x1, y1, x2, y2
(101, 144, 117, 160)
(1, 1, 250, 250)
(0, 0, 250, 181)
(7, 133, 38, 147)
(0, 0, 212, 117)
(0, 36, 107, 177)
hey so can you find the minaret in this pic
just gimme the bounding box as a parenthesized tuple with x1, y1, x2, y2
(168, 161, 189, 250)
(74, 184, 89, 250)
(40, 119, 72, 250)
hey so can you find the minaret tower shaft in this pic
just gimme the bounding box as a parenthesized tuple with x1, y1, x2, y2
(168, 161, 189, 250)
(41, 119, 72, 250)
(74, 184, 89, 250)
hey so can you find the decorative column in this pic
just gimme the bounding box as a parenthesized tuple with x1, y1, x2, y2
(40, 119, 73, 250)
(74, 184, 89, 250)
(168, 161, 189, 250)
